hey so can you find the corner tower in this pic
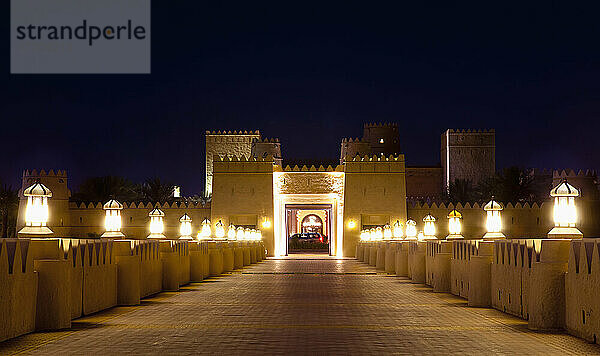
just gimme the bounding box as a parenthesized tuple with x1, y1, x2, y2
(340, 122, 401, 163)
(441, 129, 495, 190)
(205, 130, 261, 197)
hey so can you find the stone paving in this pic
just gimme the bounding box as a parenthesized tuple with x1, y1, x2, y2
(2, 255, 600, 355)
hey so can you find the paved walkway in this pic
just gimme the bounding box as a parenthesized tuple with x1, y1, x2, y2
(2, 256, 600, 355)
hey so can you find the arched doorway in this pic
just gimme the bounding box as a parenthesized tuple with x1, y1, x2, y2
(301, 214, 323, 234)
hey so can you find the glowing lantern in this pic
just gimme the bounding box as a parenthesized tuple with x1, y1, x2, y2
(374, 226, 383, 241)
(369, 228, 375, 241)
(197, 218, 212, 240)
(258, 230, 263, 240)
(228, 224, 237, 240)
(446, 209, 463, 240)
(148, 208, 166, 239)
(393, 220, 404, 239)
(262, 218, 271, 229)
(347, 220, 356, 229)
(422, 213, 437, 240)
(383, 224, 392, 240)
(100, 199, 124, 238)
(215, 220, 225, 239)
(173, 186, 181, 198)
(244, 228, 252, 240)
(360, 230, 366, 241)
(417, 231, 425, 241)
(236, 226, 245, 240)
(548, 179, 583, 239)
(19, 182, 53, 235)
(405, 219, 417, 240)
(178, 213, 192, 240)
(483, 198, 505, 240)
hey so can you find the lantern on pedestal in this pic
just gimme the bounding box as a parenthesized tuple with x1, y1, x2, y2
(228, 224, 237, 240)
(374, 226, 383, 241)
(179, 213, 192, 240)
(19, 182, 53, 236)
(383, 224, 392, 240)
(548, 179, 583, 239)
(101, 199, 124, 238)
(198, 218, 212, 240)
(422, 213, 437, 240)
(483, 198, 505, 240)
(148, 208, 166, 239)
(405, 219, 417, 240)
(446, 209, 464, 240)
(393, 220, 404, 239)
(236, 226, 245, 240)
(215, 220, 225, 239)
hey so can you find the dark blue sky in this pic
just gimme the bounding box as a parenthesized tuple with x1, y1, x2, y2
(2, 2, 600, 195)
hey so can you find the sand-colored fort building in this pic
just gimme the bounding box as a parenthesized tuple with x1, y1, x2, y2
(15, 123, 600, 257)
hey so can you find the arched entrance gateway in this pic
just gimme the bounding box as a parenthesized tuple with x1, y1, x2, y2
(210, 154, 407, 258)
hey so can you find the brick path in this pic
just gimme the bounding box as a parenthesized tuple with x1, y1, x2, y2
(2, 255, 599, 355)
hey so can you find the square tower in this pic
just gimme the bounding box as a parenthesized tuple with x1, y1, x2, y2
(441, 129, 495, 190)
(205, 130, 261, 197)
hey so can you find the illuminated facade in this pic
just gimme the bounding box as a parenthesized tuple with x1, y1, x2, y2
(14, 125, 600, 256)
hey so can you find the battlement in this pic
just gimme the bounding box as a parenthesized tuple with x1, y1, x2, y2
(252, 137, 280, 143)
(69, 200, 210, 209)
(213, 154, 274, 162)
(347, 154, 404, 162)
(363, 122, 398, 128)
(446, 129, 495, 134)
(23, 169, 67, 178)
(408, 201, 545, 210)
(340, 137, 367, 143)
(278, 164, 344, 172)
(553, 169, 598, 178)
(205, 130, 260, 135)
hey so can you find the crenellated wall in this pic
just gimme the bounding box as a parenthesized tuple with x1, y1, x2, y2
(358, 236, 600, 344)
(0, 237, 265, 343)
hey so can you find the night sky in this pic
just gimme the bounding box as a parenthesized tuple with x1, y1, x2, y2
(2, 2, 600, 195)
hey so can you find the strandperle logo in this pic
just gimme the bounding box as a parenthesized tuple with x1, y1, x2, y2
(15, 20, 147, 47)
(11, 0, 150, 74)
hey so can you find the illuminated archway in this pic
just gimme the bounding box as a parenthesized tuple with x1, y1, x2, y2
(301, 214, 323, 234)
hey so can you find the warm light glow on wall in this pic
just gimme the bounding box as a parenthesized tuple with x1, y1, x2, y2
(405, 220, 417, 240)
(228, 224, 236, 240)
(215, 220, 225, 239)
(198, 218, 212, 240)
(179, 213, 192, 239)
(347, 220, 356, 229)
(423, 213, 436, 239)
(383, 224, 392, 240)
(548, 179, 583, 238)
(393, 220, 403, 239)
(19, 182, 53, 235)
(262, 218, 271, 229)
(148, 208, 165, 239)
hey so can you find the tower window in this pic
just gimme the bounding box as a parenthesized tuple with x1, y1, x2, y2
(379, 138, 384, 144)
